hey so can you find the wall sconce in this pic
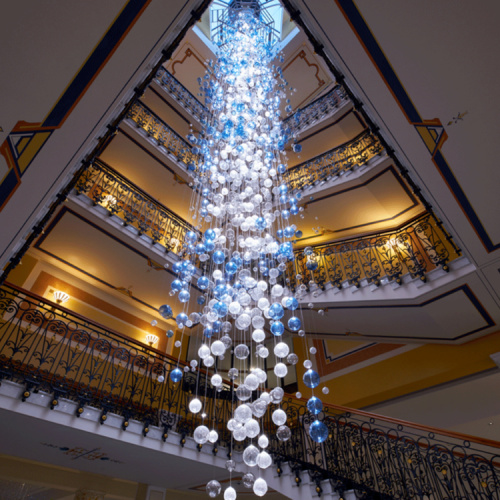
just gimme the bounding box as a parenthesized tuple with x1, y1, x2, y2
(145, 334, 159, 347)
(53, 290, 70, 305)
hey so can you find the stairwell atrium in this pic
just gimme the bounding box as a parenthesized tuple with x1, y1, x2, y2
(0, 1, 499, 499)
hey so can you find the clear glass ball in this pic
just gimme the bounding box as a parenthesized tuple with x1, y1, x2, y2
(258, 434, 269, 448)
(194, 425, 209, 444)
(234, 404, 252, 423)
(303, 359, 312, 369)
(245, 418, 260, 438)
(270, 387, 284, 403)
(206, 480, 221, 498)
(252, 329, 265, 343)
(272, 408, 287, 426)
(211, 374, 223, 387)
(211, 340, 226, 356)
(257, 451, 272, 469)
(228, 367, 239, 380)
(242, 473, 255, 489)
(276, 425, 292, 442)
(243, 444, 259, 467)
(208, 430, 218, 443)
(233, 425, 247, 441)
(253, 478, 268, 497)
(322, 386, 330, 395)
(274, 342, 290, 358)
(287, 353, 299, 365)
(310, 346, 317, 355)
(245, 373, 259, 391)
(296, 392, 302, 399)
(274, 362, 288, 378)
(198, 344, 210, 359)
(224, 486, 237, 500)
(234, 344, 250, 360)
(236, 384, 252, 401)
(258, 347, 269, 358)
(225, 459, 236, 472)
(189, 398, 202, 414)
(203, 355, 215, 367)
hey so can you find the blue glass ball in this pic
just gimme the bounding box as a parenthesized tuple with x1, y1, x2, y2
(269, 303, 284, 320)
(176, 313, 188, 327)
(212, 320, 222, 332)
(172, 261, 183, 274)
(271, 321, 284, 336)
(306, 260, 318, 271)
(170, 368, 183, 383)
(303, 369, 320, 389)
(213, 301, 228, 318)
(294, 229, 302, 237)
(197, 296, 206, 305)
(171, 279, 183, 292)
(195, 243, 206, 255)
(203, 326, 213, 338)
(307, 396, 323, 415)
(186, 231, 197, 243)
(309, 420, 328, 443)
(281, 209, 290, 220)
(166, 329, 174, 338)
(204, 229, 216, 241)
(159, 304, 173, 319)
(285, 297, 299, 311)
(255, 217, 267, 230)
(213, 250, 225, 264)
(225, 261, 238, 275)
(197, 276, 210, 290)
(288, 316, 302, 331)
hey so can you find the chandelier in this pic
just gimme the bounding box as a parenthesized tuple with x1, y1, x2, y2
(161, 2, 327, 497)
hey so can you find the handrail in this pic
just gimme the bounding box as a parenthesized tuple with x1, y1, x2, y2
(126, 100, 200, 172)
(285, 212, 460, 290)
(73, 159, 198, 253)
(282, 83, 350, 138)
(154, 67, 208, 123)
(285, 130, 384, 192)
(0, 282, 498, 499)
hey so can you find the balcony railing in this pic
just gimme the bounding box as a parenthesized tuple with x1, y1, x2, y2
(126, 100, 200, 172)
(154, 67, 208, 123)
(0, 283, 498, 500)
(285, 130, 384, 192)
(74, 160, 196, 253)
(285, 213, 460, 291)
(282, 83, 350, 138)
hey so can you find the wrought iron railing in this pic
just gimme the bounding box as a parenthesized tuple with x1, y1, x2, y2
(126, 100, 200, 171)
(0, 283, 498, 499)
(154, 67, 208, 123)
(73, 160, 196, 253)
(285, 130, 384, 192)
(285, 213, 460, 291)
(283, 84, 350, 138)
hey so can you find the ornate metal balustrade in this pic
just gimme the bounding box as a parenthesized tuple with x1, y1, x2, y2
(285, 130, 384, 192)
(285, 213, 460, 291)
(283, 84, 350, 139)
(126, 100, 200, 171)
(74, 160, 196, 253)
(0, 283, 498, 499)
(154, 67, 208, 123)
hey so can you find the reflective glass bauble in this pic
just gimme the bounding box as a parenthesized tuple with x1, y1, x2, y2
(258, 434, 269, 448)
(253, 478, 268, 497)
(189, 398, 202, 414)
(159, 304, 173, 319)
(307, 396, 323, 415)
(288, 316, 302, 331)
(224, 486, 236, 500)
(194, 425, 209, 444)
(243, 444, 259, 467)
(257, 451, 272, 469)
(170, 368, 182, 383)
(206, 480, 221, 498)
(242, 473, 255, 489)
(309, 420, 329, 443)
(303, 369, 320, 388)
(272, 408, 287, 426)
(276, 425, 292, 442)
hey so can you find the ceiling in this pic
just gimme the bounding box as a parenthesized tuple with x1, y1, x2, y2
(0, 0, 500, 494)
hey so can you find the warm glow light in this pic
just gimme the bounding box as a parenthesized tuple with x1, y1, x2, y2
(53, 290, 70, 305)
(145, 333, 159, 346)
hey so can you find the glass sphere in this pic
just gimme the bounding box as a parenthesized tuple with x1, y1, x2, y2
(236, 384, 252, 401)
(295, 392, 302, 399)
(253, 368, 267, 384)
(194, 425, 209, 444)
(270, 321, 284, 336)
(198, 344, 210, 359)
(206, 480, 221, 498)
(309, 420, 329, 443)
(228, 367, 239, 380)
(288, 316, 302, 331)
(253, 478, 268, 497)
(189, 398, 202, 414)
(257, 451, 272, 469)
(276, 425, 292, 442)
(274, 362, 288, 378)
(258, 434, 269, 448)
(252, 329, 265, 343)
(170, 368, 182, 383)
(166, 329, 174, 338)
(274, 342, 290, 358)
(234, 404, 252, 423)
(252, 399, 267, 418)
(307, 396, 323, 415)
(303, 359, 312, 369)
(258, 346, 269, 358)
(225, 459, 236, 472)
(245, 419, 260, 438)
(270, 387, 284, 403)
(242, 473, 255, 489)
(287, 353, 299, 365)
(211, 340, 226, 356)
(244, 373, 259, 391)
(322, 386, 330, 395)
(234, 344, 250, 360)
(203, 355, 215, 367)
(211, 374, 223, 387)
(272, 408, 287, 426)
(157, 375, 165, 383)
(233, 425, 247, 441)
(208, 430, 218, 443)
(310, 346, 317, 355)
(243, 444, 259, 467)
(303, 369, 320, 389)
(223, 486, 236, 500)
(159, 304, 173, 319)
(174, 340, 181, 348)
